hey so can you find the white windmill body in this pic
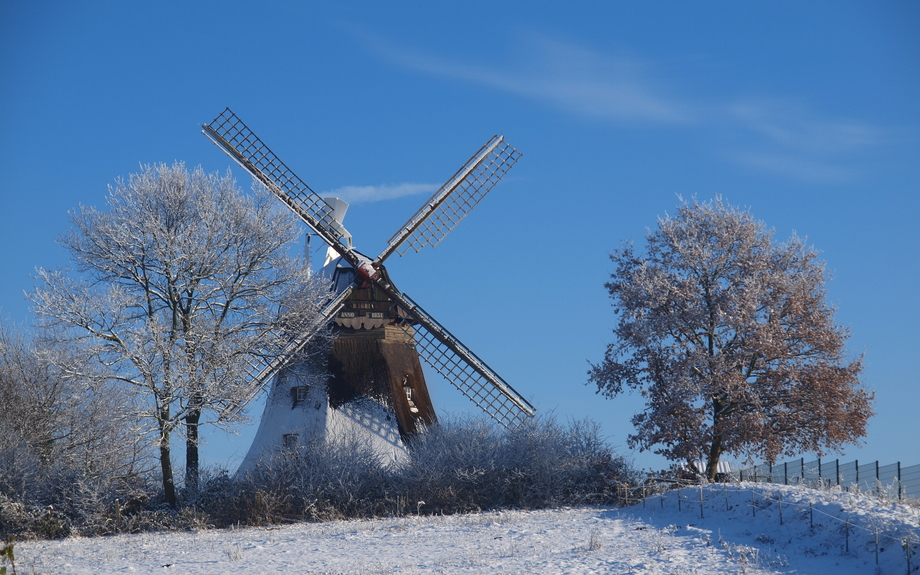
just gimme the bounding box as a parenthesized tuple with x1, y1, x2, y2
(202, 108, 535, 477)
(237, 203, 408, 475)
(235, 359, 408, 475)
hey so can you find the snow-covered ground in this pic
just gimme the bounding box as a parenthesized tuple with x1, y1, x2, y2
(16, 482, 920, 574)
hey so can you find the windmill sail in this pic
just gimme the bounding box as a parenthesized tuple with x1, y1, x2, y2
(376, 135, 521, 264)
(388, 290, 535, 428)
(202, 108, 354, 260)
(244, 286, 353, 392)
(218, 286, 353, 419)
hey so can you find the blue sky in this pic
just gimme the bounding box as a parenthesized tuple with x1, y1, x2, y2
(2, 1, 918, 472)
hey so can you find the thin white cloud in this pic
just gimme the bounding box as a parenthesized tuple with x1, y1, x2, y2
(715, 99, 887, 183)
(369, 33, 693, 125)
(363, 32, 890, 184)
(725, 151, 857, 184)
(323, 182, 438, 205)
(725, 99, 887, 154)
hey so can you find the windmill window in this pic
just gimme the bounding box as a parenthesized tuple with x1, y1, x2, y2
(403, 382, 420, 414)
(291, 386, 308, 408)
(282, 433, 299, 450)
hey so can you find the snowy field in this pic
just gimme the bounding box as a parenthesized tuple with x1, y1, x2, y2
(16, 483, 920, 574)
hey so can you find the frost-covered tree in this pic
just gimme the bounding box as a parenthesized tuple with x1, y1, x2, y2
(30, 163, 329, 506)
(588, 197, 873, 481)
(0, 321, 145, 500)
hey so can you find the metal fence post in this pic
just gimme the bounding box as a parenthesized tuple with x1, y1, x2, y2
(875, 460, 880, 495)
(897, 462, 902, 501)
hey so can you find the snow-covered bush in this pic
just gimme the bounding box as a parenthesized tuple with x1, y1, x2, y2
(2, 412, 636, 537)
(204, 433, 393, 526)
(0, 322, 153, 539)
(395, 415, 635, 513)
(198, 414, 636, 527)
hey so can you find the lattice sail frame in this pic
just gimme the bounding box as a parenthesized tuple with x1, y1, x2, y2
(391, 292, 535, 429)
(378, 136, 521, 263)
(219, 286, 353, 419)
(202, 109, 352, 257)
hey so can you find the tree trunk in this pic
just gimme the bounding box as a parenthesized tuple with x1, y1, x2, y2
(185, 406, 201, 494)
(159, 430, 177, 508)
(705, 394, 726, 482)
(705, 434, 723, 482)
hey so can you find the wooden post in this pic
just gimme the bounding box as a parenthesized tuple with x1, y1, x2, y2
(699, 485, 704, 519)
(845, 517, 850, 553)
(905, 536, 912, 575)
(875, 528, 879, 565)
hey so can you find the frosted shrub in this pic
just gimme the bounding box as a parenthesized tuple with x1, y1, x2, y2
(396, 415, 634, 513)
(0, 466, 155, 539)
(394, 416, 502, 513)
(0, 435, 40, 503)
(5, 414, 636, 536)
(207, 434, 391, 525)
(0, 321, 154, 539)
(202, 414, 635, 526)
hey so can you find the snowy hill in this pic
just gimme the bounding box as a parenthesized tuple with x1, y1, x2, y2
(16, 482, 920, 574)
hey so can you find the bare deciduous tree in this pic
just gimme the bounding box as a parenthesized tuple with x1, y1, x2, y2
(29, 162, 329, 506)
(0, 321, 146, 500)
(588, 197, 873, 481)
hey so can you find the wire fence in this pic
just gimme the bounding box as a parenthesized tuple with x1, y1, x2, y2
(733, 458, 920, 501)
(622, 483, 920, 574)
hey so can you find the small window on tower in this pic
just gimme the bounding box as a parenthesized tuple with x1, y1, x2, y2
(282, 433, 299, 450)
(403, 380, 420, 414)
(291, 386, 308, 408)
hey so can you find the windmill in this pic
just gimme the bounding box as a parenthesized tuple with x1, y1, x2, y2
(201, 108, 535, 469)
